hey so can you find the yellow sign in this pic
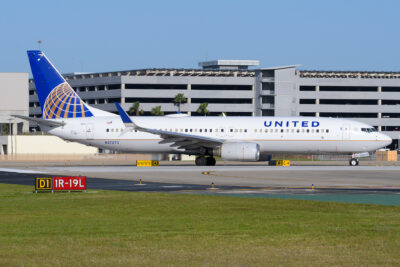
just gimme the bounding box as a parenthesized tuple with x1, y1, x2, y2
(35, 177, 53, 190)
(276, 160, 290, 166)
(136, 160, 159, 167)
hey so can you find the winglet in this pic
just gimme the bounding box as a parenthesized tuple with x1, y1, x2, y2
(114, 102, 138, 128)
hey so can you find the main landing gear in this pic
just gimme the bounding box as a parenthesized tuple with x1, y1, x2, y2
(195, 156, 216, 166)
(349, 158, 359, 166)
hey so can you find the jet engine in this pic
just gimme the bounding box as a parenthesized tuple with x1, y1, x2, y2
(213, 142, 260, 161)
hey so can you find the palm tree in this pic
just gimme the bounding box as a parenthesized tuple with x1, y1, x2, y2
(197, 102, 210, 116)
(173, 93, 187, 112)
(151, 106, 164, 116)
(128, 101, 141, 116)
(1, 124, 9, 135)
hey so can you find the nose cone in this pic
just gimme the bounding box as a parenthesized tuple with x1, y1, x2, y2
(379, 133, 392, 147)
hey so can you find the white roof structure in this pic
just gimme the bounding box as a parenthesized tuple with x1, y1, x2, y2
(199, 60, 259, 70)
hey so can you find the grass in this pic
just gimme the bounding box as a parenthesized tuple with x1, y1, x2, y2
(0, 184, 400, 266)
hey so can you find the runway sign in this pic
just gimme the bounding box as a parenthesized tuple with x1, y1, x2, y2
(53, 177, 86, 191)
(136, 160, 159, 167)
(35, 177, 52, 191)
(276, 160, 291, 166)
(270, 160, 291, 166)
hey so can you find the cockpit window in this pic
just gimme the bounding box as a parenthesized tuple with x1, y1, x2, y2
(361, 127, 377, 133)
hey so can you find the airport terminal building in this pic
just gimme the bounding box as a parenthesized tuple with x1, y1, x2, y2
(27, 60, 400, 149)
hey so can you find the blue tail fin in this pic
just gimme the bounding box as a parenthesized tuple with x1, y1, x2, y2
(27, 50, 93, 119)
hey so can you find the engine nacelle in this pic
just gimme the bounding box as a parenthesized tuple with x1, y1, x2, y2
(214, 142, 260, 161)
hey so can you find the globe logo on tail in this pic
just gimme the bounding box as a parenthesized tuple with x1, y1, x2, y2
(43, 82, 93, 119)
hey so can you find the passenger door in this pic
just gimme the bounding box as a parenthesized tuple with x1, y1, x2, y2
(342, 124, 351, 140)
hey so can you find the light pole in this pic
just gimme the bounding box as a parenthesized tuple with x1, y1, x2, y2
(8, 119, 13, 155)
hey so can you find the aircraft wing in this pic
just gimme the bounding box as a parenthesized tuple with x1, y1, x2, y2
(11, 115, 65, 127)
(115, 103, 223, 152)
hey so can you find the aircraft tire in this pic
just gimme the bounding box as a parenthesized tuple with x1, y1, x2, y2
(195, 156, 207, 166)
(207, 157, 216, 166)
(349, 158, 359, 166)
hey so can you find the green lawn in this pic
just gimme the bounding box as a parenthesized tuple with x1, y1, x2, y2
(0, 183, 399, 266)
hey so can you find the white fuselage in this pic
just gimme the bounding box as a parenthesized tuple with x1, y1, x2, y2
(46, 116, 392, 155)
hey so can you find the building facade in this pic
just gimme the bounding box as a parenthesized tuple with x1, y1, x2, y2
(0, 72, 29, 136)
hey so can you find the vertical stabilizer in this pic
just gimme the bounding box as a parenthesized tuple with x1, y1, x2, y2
(27, 50, 94, 119)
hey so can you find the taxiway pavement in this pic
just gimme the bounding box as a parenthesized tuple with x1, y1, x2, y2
(1, 164, 399, 188)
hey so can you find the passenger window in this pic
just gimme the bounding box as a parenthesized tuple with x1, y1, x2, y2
(205, 129, 208, 132)
(286, 129, 289, 133)
(200, 129, 202, 132)
(254, 129, 257, 133)
(265, 129, 268, 133)
(135, 129, 138, 132)
(326, 129, 329, 133)
(244, 129, 247, 133)
(280, 129, 284, 133)
(215, 129, 218, 132)
(306, 129, 310, 133)
(291, 129, 294, 133)
(180, 129, 183, 132)
(210, 129, 212, 132)
(190, 129, 193, 132)
(230, 129, 233, 132)
(302, 129, 305, 133)
(296, 129, 300, 133)
(311, 129, 315, 133)
(316, 129, 319, 133)
(275, 129, 279, 133)
(221, 129, 224, 132)
(175, 129, 178, 132)
(235, 129, 238, 133)
(106, 129, 109, 132)
(185, 129, 188, 132)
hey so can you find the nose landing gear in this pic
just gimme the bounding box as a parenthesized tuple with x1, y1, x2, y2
(349, 158, 359, 166)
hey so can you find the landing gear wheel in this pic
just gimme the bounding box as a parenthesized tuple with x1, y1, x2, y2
(349, 158, 359, 166)
(195, 156, 208, 166)
(206, 157, 216, 166)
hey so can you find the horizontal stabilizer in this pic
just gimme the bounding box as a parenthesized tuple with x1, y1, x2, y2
(12, 115, 65, 127)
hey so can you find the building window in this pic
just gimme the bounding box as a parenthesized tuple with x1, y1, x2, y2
(299, 99, 316, 104)
(299, 86, 316, 91)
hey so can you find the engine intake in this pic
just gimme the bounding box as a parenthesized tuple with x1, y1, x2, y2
(214, 142, 260, 161)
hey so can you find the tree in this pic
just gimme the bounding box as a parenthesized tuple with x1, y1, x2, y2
(173, 93, 187, 112)
(1, 124, 9, 135)
(128, 101, 141, 116)
(197, 102, 210, 116)
(151, 106, 164, 116)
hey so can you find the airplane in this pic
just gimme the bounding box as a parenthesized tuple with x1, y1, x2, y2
(16, 50, 392, 166)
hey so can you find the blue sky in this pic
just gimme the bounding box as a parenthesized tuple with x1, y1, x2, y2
(1, 0, 400, 73)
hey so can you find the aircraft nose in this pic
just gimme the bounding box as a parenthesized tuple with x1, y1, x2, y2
(379, 133, 392, 146)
